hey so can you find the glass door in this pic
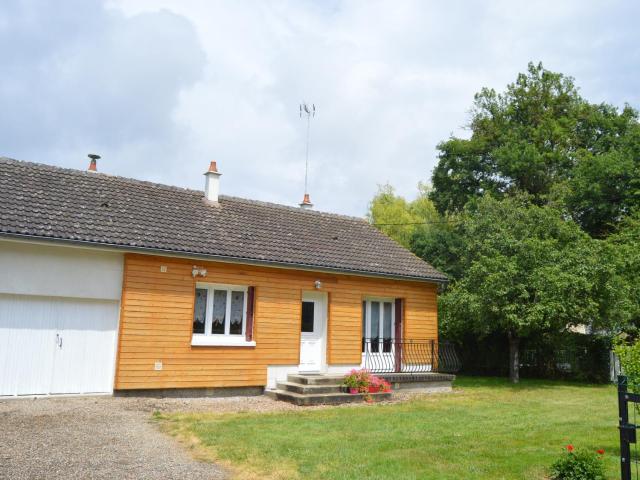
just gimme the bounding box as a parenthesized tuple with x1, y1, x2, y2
(361, 299, 395, 372)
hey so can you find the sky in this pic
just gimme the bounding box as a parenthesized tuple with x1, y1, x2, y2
(1, 1, 639, 217)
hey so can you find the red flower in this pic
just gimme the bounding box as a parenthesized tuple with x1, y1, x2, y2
(597, 449, 605, 455)
(566, 445, 574, 452)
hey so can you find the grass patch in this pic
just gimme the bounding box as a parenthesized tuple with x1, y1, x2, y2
(157, 377, 620, 479)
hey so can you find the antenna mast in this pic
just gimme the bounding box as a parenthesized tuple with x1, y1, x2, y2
(299, 102, 315, 208)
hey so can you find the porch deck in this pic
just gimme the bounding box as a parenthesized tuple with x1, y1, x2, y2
(377, 372, 455, 392)
(361, 339, 462, 375)
(269, 341, 459, 405)
(268, 372, 455, 406)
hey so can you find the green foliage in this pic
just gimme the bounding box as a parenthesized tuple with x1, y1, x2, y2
(568, 149, 639, 238)
(431, 62, 584, 212)
(567, 105, 640, 237)
(606, 213, 640, 329)
(365, 183, 634, 380)
(367, 183, 468, 280)
(367, 63, 640, 381)
(430, 62, 640, 237)
(439, 195, 618, 341)
(367, 183, 439, 248)
(549, 448, 605, 480)
(438, 194, 632, 380)
(410, 217, 466, 280)
(614, 339, 640, 394)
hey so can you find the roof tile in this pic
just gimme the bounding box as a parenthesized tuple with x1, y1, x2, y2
(0, 157, 447, 282)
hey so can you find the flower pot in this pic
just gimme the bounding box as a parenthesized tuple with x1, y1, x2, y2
(349, 387, 358, 394)
(368, 386, 380, 393)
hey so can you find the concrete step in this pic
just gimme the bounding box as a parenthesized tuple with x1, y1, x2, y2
(276, 381, 343, 395)
(377, 372, 455, 392)
(271, 389, 392, 406)
(286, 374, 345, 386)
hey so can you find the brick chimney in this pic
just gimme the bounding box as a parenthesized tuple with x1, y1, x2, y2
(204, 161, 222, 203)
(87, 154, 100, 172)
(299, 193, 313, 209)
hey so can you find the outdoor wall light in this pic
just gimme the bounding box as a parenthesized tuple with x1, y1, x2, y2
(192, 266, 208, 278)
(314, 280, 322, 289)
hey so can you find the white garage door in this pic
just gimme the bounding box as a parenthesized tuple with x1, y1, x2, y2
(0, 294, 119, 396)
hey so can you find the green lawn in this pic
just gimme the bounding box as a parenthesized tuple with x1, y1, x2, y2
(157, 377, 621, 479)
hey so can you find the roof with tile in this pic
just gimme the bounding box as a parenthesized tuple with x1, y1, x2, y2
(0, 157, 447, 282)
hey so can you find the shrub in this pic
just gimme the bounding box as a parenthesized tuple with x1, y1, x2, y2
(614, 337, 640, 393)
(549, 445, 605, 480)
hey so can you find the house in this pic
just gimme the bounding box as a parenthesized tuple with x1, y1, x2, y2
(0, 157, 448, 398)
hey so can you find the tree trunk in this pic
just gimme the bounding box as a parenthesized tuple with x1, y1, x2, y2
(508, 333, 520, 384)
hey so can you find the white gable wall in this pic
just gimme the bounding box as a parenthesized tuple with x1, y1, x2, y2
(0, 239, 124, 300)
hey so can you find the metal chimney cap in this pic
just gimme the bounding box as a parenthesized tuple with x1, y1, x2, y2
(88, 154, 101, 160)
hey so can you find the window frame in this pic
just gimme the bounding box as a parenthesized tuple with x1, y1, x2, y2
(362, 296, 396, 342)
(192, 282, 253, 347)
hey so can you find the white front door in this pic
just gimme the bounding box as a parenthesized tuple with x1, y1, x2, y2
(0, 294, 119, 396)
(299, 292, 327, 373)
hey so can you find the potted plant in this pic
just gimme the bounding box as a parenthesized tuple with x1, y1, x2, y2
(343, 371, 360, 394)
(343, 369, 371, 394)
(368, 376, 381, 393)
(377, 378, 391, 393)
(367, 375, 391, 393)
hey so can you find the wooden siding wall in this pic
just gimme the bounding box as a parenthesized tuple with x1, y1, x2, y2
(114, 254, 438, 390)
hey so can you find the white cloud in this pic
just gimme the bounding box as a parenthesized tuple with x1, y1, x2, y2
(0, 0, 206, 184)
(2, 0, 639, 215)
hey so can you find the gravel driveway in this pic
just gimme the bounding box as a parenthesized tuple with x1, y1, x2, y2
(0, 394, 299, 480)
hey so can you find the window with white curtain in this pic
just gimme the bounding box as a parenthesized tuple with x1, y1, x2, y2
(192, 283, 249, 345)
(361, 298, 395, 353)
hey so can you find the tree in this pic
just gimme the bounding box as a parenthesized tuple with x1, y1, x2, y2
(367, 183, 467, 279)
(368, 63, 639, 382)
(605, 213, 640, 331)
(367, 183, 440, 248)
(566, 107, 640, 237)
(431, 62, 583, 212)
(439, 194, 626, 383)
(410, 218, 466, 281)
(430, 62, 640, 237)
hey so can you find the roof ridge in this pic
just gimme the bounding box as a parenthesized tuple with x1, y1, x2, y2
(0, 156, 368, 223)
(218, 194, 368, 223)
(0, 156, 204, 196)
(0, 155, 447, 282)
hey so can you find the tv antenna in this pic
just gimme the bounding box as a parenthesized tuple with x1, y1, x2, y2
(299, 102, 316, 206)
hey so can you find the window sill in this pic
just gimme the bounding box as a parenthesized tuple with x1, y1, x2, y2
(191, 336, 256, 347)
